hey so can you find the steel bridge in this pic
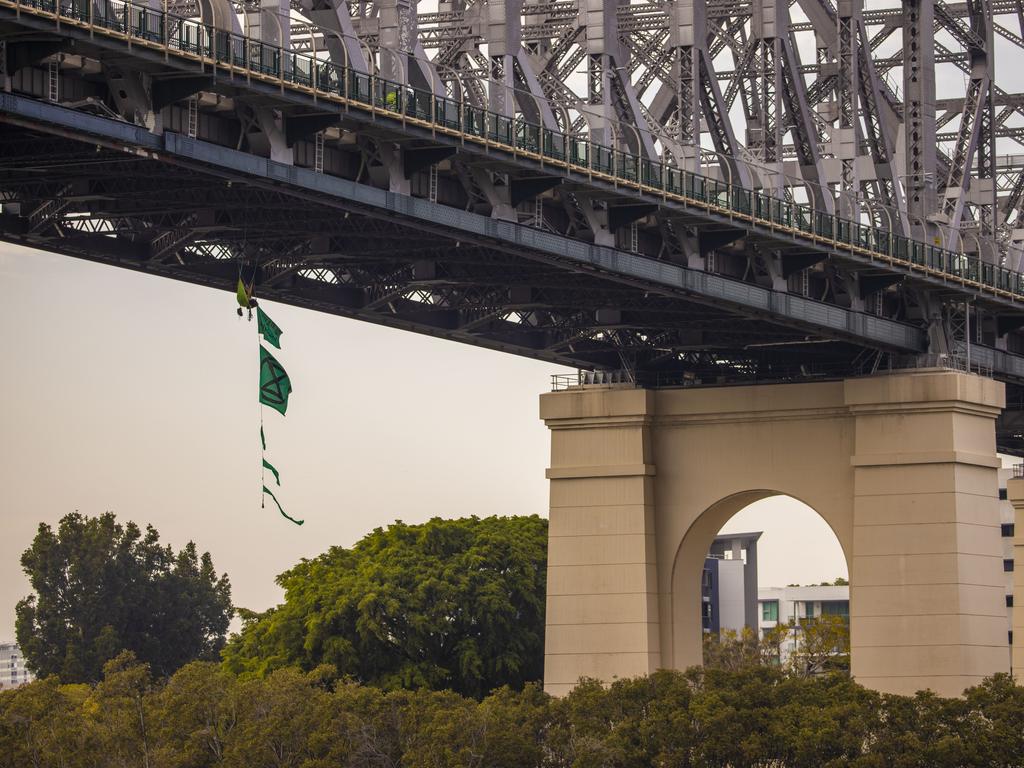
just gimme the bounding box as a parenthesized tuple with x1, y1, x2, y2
(6, 0, 1024, 446)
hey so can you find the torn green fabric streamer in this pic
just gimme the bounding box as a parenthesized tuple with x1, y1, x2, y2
(263, 485, 303, 526)
(257, 307, 283, 349)
(259, 345, 292, 416)
(263, 458, 280, 486)
(260, 425, 266, 451)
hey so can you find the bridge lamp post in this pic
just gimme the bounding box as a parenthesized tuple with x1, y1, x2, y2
(698, 147, 738, 220)
(568, 103, 645, 172)
(502, 81, 549, 154)
(476, 74, 554, 139)
(338, 33, 374, 75)
(743, 157, 842, 246)
(942, 218, 967, 255)
(958, 225, 999, 266)
(433, 67, 559, 148)
(377, 47, 406, 86)
(260, 9, 287, 83)
(432, 62, 466, 100)
(422, 60, 473, 129)
(342, 34, 375, 102)
(907, 213, 935, 246)
(820, 181, 896, 236)
(399, 58, 481, 132)
(757, 160, 811, 225)
(309, 27, 373, 102)
(834, 184, 895, 237)
(479, 76, 553, 161)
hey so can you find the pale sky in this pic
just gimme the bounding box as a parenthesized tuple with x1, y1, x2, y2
(0, 243, 846, 642)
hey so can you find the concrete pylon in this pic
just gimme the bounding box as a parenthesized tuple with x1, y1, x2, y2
(541, 369, 1008, 698)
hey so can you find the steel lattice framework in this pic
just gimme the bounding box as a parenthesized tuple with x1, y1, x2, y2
(8, 0, 1024, 448)
(197, 0, 1022, 249)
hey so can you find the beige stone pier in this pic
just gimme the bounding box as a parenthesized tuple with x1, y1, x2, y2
(542, 369, 1009, 698)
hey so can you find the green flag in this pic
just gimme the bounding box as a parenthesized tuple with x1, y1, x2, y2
(260, 425, 266, 450)
(257, 307, 283, 349)
(263, 485, 303, 526)
(259, 345, 292, 416)
(263, 457, 280, 486)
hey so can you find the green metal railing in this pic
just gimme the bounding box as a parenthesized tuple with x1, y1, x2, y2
(9, 0, 1024, 302)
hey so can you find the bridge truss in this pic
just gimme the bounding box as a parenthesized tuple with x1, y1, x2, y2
(7, 0, 1024, 448)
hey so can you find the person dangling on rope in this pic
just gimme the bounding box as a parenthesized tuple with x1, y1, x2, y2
(236, 276, 258, 321)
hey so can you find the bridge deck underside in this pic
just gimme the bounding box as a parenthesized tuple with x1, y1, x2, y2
(0, 121, 875, 379)
(3, 105, 1024, 450)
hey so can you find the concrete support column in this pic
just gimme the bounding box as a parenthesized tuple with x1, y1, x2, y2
(540, 370, 1008, 698)
(845, 373, 1006, 697)
(541, 386, 660, 697)
(1006, 474, 1024, 681)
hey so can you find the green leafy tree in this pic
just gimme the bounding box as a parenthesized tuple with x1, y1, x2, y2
(150, 661, 242, 767)
(16, 512, 232, 683)
(476, 683, 557, 768)
(223, 667, 333, 768)
(83, 652, 156, 768)
(790, 615, 850, 676)
(222, 515, 547, 698)
(961, 674, 1024, 766)
(0, 676, 92, 768)
(553, 671, 699, 768)
(702, 626, 763, 671)
(703, 624, 792, 671)
(2, 665, 1024, 767)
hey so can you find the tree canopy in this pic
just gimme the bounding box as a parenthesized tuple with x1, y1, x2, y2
(16, 512, 232, 683)
(222, 515, 547, 698)
(4, 657, 1024, 768)
(705, 617, 851, 676)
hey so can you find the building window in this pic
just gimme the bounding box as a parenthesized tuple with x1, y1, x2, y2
(1008, 594, 1015, 608)
(762, 601, 779, 621)
(821, 601, 850, 618)
(999, 488, 1008, 500)
(701, 569, 713, 589)
(1003, 523, 1016, 538)
(702, 602, 713, 620)
(1005, 559, 1015, 573)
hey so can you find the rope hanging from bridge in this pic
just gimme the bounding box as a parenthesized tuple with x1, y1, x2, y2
(240, 282, 303, 526)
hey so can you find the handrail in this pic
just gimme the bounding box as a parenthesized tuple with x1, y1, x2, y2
(8, 0, 1024, 305)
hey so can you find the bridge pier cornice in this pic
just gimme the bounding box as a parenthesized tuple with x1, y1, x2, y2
(541, 369, 1009, 698)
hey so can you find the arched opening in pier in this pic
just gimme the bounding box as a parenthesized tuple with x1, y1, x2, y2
(670, 491, 851, 674)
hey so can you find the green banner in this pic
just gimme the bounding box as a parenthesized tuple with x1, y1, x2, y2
(259, 345, 292, 416)
(257, 307, 283, 349)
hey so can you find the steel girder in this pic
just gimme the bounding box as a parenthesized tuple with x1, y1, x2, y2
(0, 116, 909, 378)
(117, 0, 1024, 246)
(164, 0, 1024, 258)
(11, 0, 1024, 439)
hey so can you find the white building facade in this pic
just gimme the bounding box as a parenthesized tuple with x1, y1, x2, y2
(0, 642, 34, 689)
(998, 466, 1016, 667)
(757, 585, 850, 664)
